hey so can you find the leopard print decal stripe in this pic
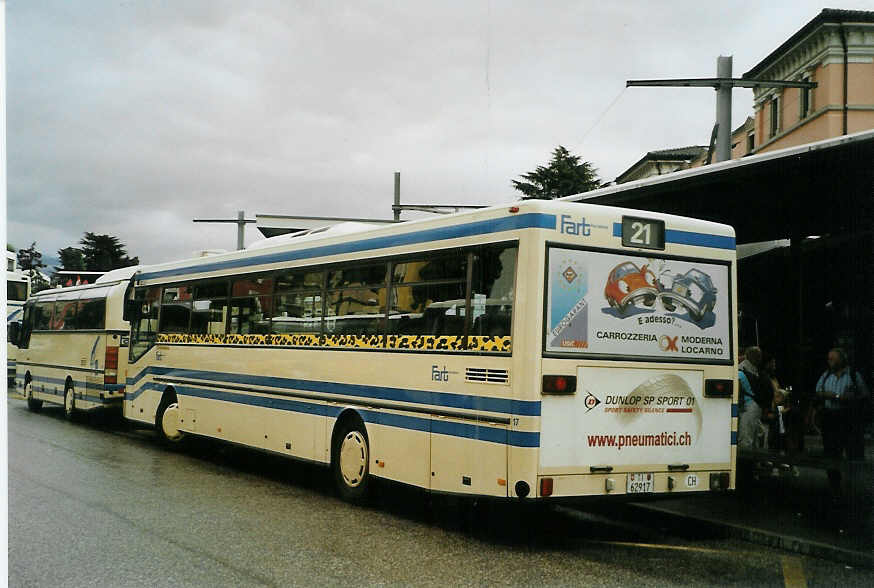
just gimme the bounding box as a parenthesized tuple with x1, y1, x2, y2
(155, 333, 511, 352)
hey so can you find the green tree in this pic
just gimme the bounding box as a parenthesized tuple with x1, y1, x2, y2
(16, 242, 50, 292)
(57, 246, 86, 271)
(512, 145, 601, 200)
(79, 232, 139, 271)
(16, 242, 44, 273)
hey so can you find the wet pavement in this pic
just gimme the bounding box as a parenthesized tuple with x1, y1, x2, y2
(618, 438, 874, 567)
(8, 395, 874, 587)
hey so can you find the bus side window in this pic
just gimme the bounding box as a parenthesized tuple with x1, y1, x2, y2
(469, 244, 517, 338)
(53, 300, 78, 331)
(77, 298, 106, 330)
(230, 276, 273, 335)
(130, 286, 161, 362)
(159, 286, 193, 333)
(191, 280, 230, 335)
(389, 252, 467, 337)
(34, 302, 53, 331)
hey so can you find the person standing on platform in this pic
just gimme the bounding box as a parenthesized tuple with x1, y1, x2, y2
(814, 347, 869, 500)
(738, 346, 770, 449)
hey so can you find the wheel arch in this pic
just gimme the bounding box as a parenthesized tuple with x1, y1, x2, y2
(330, 408, 368, 464)
(156, 385, 178, 422)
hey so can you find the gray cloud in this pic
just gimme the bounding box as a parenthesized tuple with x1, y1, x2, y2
(7, 0, 868, 264)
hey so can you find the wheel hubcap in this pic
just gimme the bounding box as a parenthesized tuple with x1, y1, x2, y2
(65, 390, 74, 413)
(162, 403, 184, 441)
(339, 431, 368, 487)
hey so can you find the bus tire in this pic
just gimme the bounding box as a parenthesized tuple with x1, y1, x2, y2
(332, 419, 371, 503)
(156, 394, 186, 445)
(25, 378, 42, 412)
(63, 384, 77, 421)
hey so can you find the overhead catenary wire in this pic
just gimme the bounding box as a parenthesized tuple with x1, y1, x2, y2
(577, 86, 628, 147)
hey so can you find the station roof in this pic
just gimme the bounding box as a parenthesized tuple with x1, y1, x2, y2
(566, 130, 874, 244)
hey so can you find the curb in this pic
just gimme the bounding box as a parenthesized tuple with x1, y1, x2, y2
(627, 502, 874, 569)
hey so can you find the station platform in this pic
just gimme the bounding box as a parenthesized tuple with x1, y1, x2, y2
(625, 435, 874, 567)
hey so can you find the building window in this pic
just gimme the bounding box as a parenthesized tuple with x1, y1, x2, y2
(799, 74, 811, 119)
(747, 131, 755, 153)
(769, 96, 780, 138)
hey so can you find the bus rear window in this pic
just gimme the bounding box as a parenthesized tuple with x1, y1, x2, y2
(7, 281, 27, 301)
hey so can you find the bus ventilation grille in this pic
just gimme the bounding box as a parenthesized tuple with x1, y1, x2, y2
(465, 368, 509, 384)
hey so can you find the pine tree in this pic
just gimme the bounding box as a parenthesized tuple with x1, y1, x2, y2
(512, 146, 601, 200)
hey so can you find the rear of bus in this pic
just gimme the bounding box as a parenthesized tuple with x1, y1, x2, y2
(533, 203, 736, 499)
(16, 273, 132, 412)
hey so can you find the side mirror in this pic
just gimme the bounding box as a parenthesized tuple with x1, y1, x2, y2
(8, 322, 21, 347)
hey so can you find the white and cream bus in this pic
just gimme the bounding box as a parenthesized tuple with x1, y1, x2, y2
(7, 250, 31, 382)
(124, 200, 737, 501)
(15, 267, 137, 416)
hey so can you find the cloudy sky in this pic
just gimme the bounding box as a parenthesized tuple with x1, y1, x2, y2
(6, 0, 873, 265)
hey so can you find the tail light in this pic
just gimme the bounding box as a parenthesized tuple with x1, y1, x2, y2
(705, 379, 733, 397)
(542, 375, 576, 395)
(104, 346, 118, 385)
(540, 477, 554, 497)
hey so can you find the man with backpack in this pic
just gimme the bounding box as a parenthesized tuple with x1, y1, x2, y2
(814, 347, 870, 500)
(738, 346, 773, 449)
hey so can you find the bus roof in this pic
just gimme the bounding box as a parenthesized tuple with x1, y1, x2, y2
(134, 199, 735, 285)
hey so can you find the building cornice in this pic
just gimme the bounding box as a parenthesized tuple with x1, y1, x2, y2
(750, 23, 874, 104)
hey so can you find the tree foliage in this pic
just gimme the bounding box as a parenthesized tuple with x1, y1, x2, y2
(57, 246, 86, 272)
(512, 145, 601, 200)
(78, 232, 139, 271)
(16, 242, 50, 292)
(16, 242, 45, 272)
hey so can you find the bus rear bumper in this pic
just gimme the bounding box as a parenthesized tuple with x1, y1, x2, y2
(534, 470, 733, 498)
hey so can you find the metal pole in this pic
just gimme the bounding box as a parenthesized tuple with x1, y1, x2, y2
(237, 210, 245, 250)
(715, 56, 732, 162)
(393, 172, 401, 221)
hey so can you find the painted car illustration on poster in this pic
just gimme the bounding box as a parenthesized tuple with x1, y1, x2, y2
(603, 262, 658, 315)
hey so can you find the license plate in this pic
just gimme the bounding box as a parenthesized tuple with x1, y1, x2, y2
(627, 472, 654, 494)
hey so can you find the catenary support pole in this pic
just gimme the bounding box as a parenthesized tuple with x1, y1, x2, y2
(237, 210, 245, 250)
(393, 172, 401, 221)
(715, 56, 732, 163)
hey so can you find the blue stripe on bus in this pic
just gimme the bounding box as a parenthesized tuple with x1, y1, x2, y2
(125, 366, 541, 416)
(731, 403, 738, 418)
(137, 213, 556, 281)
(176, 384, 540, 448)
(28, 375, 119, 405)
(612, 223, 735, 250)
(731, 431, 738, 445)
(28, 374, 120, 396)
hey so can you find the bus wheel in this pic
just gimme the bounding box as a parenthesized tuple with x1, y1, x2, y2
(332, 421, 371, 502)
(63, 385, 77, 421)
(156, 396, 185, 444)
(25, 379, 42, 412)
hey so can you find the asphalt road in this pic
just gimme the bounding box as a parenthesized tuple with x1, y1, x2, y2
(8, 396, 874, 587)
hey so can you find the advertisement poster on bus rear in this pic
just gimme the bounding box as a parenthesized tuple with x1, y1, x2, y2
(539, 366, 730, 468)
(545, 247, 732, 362)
